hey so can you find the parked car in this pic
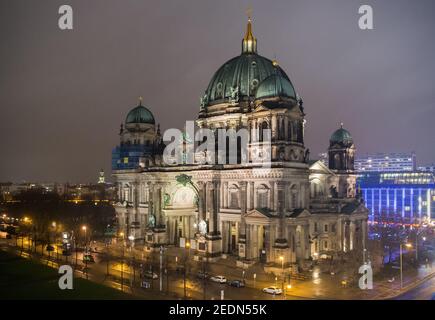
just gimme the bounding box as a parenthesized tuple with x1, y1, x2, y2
(83, 254, 95, 263)
(262, 286, 283, 295)
(228, 279, 245, 288)
(140, 280, 151, 289)
(196, 271, 209, 279)
(210, 275, 227, 284)
(143, 271, 158, 279)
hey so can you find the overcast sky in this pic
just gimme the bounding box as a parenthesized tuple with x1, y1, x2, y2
(1, 0, 434, 183)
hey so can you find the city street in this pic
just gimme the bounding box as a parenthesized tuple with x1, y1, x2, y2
(394, 276, 435, 300)
(1, 236, 433, 300)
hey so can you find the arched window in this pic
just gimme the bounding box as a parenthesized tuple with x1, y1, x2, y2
(123, 184, 130, 202)
(310, 180, 322, 198)
(259, 121, 269, 142)
(334, 154, 341, 169)
(289, 185, 298, 209)
(256, 184, 269, 209)
(229, 185, 240, 209)
(291, 121, 298, 142)
(278, 118, 285, 140)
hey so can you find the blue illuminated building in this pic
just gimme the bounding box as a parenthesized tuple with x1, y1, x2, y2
(358, 171, 435, 224)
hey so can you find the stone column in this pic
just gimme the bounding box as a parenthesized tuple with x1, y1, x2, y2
(155, 186, 162, 227)
(271, 181, 278, 211)
(223, 182, 228, 208)
(250, 181, 255, 210)
(117, 182, 122, 201)
(148, 182, 154, 225)
(240, 182, 247, 215)
(271, 182, 276, 211)
(337, 220, 343, 251)
(272, 114, 277, 140)
(350, 221, 355, 251)
(284, 118, 289, 141)
(238, 183, 247, 244)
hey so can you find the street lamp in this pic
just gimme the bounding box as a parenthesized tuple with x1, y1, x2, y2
(82, 225, 87, 251)
(286, 283, 292, 298)
(117, 232, 126, 291)
(184, 242, 191, 299)
(400, 242, 412, 289)
(279, 256, 284, 299)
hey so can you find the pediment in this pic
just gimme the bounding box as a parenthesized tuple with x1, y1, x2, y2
(309, 160, 335, 175)
(252, 105, 270, 112)
(288, 208, 311, 218)
(245, 208, 272, 218)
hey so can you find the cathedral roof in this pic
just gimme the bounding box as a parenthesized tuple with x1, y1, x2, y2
(125, 99, 155, 125)
(202, 18, 296, 108)
(255, 73, 296, 100)
(330, 124, 353, 146)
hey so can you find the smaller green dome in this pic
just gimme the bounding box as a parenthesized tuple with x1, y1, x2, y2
(330, 126, 353, 145)
(255, 73, 296, 100)
(126, 105, 155, 125)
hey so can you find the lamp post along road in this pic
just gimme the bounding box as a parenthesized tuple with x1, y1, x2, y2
(159, 246, 163, 292)
(400, 243, 412, 289)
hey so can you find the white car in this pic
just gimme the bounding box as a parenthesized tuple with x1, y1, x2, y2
(262, 286, 283, 295)
(210, 275, 227, 284)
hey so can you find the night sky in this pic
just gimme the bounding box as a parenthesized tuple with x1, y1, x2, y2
(1, 0, 434, 183)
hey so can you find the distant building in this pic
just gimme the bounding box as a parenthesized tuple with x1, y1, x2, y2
(0, 182, 13, 202)
(358, 171, 435, 224)
(0, 181, 116, 203)
(355, 152, 416, 172)
(98, 169, 106, 184)
(418, 164, 435, 173)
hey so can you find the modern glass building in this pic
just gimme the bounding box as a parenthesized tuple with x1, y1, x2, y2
(358, 171, 435, 224)
(355, 152, 416, 172)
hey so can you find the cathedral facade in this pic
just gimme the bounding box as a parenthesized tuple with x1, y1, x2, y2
(112, 18, 368, 270)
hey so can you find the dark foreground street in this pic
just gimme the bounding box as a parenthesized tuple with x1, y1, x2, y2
(1, 237, 434, 300)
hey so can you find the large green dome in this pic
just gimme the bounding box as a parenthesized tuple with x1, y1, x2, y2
(202, 18, 295, 108)
(255, 73, 296, 100)
(330, 126, 353, 146)
(125, 104, 155, 125)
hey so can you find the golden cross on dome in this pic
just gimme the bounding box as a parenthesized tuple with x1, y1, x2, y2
(340, 122, 344, 128)
(138, 96, 143, 105)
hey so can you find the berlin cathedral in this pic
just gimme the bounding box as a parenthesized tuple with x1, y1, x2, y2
(112, 17, 369, 271)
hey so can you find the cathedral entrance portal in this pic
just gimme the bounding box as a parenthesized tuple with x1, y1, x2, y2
(165, 186, 197, 246)
(247, 224, 265, 260)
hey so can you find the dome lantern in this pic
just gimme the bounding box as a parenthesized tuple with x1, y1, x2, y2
(242, 16, 257, 54)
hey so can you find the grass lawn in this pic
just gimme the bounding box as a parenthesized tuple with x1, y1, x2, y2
(0, 250, 133, 300)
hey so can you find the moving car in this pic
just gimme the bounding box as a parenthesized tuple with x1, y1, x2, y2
(196, 271, 209, 279)
(143, 271, 158, 279)
(210, 275, 227, 284)
(228, 279, 245, 288)
(262, 286, 283, 295)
